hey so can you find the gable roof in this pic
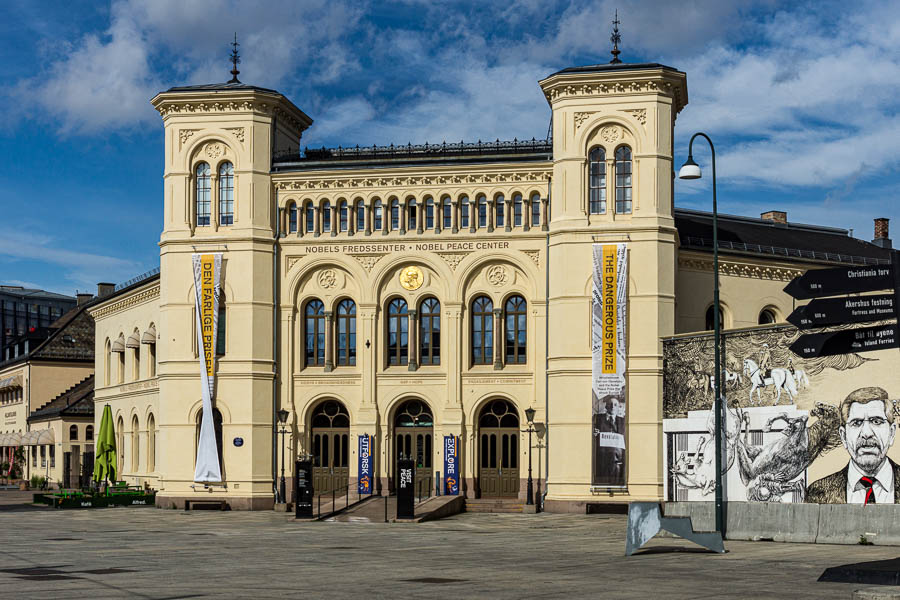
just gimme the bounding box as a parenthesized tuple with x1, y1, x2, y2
(28, 374, 94, 421)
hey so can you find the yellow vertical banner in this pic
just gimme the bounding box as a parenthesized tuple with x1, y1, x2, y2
(192, 252, 222, 482)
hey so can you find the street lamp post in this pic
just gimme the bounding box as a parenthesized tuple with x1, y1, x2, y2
(679, 133, 726, 537)
(525, 407, 536, 506)
(277, 408, 289, 504)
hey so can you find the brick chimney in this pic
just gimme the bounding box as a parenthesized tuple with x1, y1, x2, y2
(761, 210, 787, 224)
(97, 282, 115, 297)
(76, 293, 93, 306)
(872, 218, 891, 249)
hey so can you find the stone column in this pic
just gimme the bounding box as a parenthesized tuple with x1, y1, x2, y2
(523, 197, 531, 232)
(407, 309, 418, 371)
(416, 203, 424, 235)
(434, 200, 442, 234)
(492, 308, 503, 370)
(504, 197, 512, 232)
(469, 201, 476, 233)
(541, 198, 549, 232)
(487, 198, 495, 233)
(210, 174, 219, 231)
(315, 204, 322, 237)
(399, 200, 407, 235)
(451, 200, 459, 234)
(349, 203, 356, 237)
(331, 204, 338, 237)
(324, 311, 334, 372)
(382, 204, 389, 236)
(365, 203, 372, 236)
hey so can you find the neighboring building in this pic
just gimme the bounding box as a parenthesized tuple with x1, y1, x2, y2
(88, 54, 894, 511)
(0, 295, 96, 485)
(0, 286, 77, 356)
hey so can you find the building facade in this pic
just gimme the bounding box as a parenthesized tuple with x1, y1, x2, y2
(88, 58, 894, 510)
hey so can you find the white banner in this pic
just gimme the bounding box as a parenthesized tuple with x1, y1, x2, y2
(192, 253, 223, 482)
(592, 243, 628, 487)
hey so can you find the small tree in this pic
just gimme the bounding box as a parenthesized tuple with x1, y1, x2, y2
(10, 447, 25, 480)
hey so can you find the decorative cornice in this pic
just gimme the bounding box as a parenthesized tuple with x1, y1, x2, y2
(438, 252, 470, 271)
(351, 254, 385, 272)
(155, 100, 309, 133)
(285, 255, 306, 271)
(521, 249, 540, 267)
(90, 284, 160, 320)
(274, 170, 551, 194)
(541, 76, 686, 113)
(678, 257, 801, 282)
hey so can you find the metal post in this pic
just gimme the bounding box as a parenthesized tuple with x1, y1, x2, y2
(526, 425, 534, 505)
(279, 426, 286, 504)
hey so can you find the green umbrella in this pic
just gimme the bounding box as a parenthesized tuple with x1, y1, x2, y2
(92, 404, 117, 485)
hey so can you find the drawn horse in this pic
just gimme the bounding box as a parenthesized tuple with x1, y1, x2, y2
(705, 369, 742, 395)
(743, 358, 799, 405)
(793, 369, 810, 389)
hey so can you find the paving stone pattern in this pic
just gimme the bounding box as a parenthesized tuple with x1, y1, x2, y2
(0, 491, 897, 599)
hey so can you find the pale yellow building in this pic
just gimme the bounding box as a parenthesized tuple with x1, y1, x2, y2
(88, 58, 894, 511)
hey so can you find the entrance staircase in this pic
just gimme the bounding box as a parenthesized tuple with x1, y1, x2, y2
(464, 498, 524, 514)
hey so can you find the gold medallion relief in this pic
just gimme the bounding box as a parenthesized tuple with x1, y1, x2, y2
(399, 266, 424, 290)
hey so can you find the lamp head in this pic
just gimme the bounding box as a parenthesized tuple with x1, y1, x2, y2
(678, 155, 702, 180)
(277, 408, 289, 424)
(525, 407, 536, 424)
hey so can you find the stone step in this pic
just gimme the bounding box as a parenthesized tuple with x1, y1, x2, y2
(464, 498, 524, 513)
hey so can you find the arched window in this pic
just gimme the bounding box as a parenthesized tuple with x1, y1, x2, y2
(337, 299, 356, 366)
(104, 339, 111, 386)
(408, 198, 417, 231)
(355, 200, 366, 232)
(759, 308, 778, 325)
(705, 305, 725, 331)
(69, 424, 78, 441)
(218, 162, 234, 225)
(131, 415, 140, 472)
(147, 413, 156, 473)
(495, 194, 505, 228)
(589, 147, 607, 214)
(131, 328, 141, 380)
(471, 296, 494, 366)
(195, 408, 224, 476)
(387, 298, 409, 366)
(477, 195, 487, 228)
(420, 297, 440, 365)
(425, 197, 435, 229)
(117, 416, 125, 471)
(373, 199, 383, 231)
(513, 194, 523, 226)
(288, 202, 298, 233)
(322, 200, 332, 232)
(196, 162, 211, 226)
(339, 200, 349, 232)
(615, 146, 632, 214)
(215, 296, 226, 356)
(531, 193, 541, 226)
(305, 202, 316, 233)
(86, 425, 94, 441)
(305, 299, 326, 367)
(504, 295, 527, 364)
(442, 197, 452, 230)
(460, 196, 470, 229)
(390, 198, 400, 231)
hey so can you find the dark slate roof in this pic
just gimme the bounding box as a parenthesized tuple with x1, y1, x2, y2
(162, 81, 280, 94)
(674, 208, 892, 266)
(547, 62, 683, 77)
(0, 301, 96, 368)
(29, 375, 94, 421)
(0, 286, 75, 302)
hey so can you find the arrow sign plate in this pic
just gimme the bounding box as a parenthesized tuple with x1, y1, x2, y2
(789, 324, 899, 359)
(787, 293, 897, 329)
(784, 264, 894, 300)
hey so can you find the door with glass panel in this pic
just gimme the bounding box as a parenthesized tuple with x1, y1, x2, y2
(478, 400, 520, 498)
(310, 401, 350, 494)
(393, 399, 433, 496)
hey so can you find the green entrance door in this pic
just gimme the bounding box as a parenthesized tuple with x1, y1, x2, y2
(394, 399, 433, 496)
(310, 401, 350, 494)
(478, 400, 520, 498)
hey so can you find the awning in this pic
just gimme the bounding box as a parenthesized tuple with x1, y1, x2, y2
(0, 374, 23, 390)
(111, 334, 126, 353)
(0, 432, 22, 446)
(125, 331, 141, 349)
(141, 324, 157, 344)
(21, 429, 54, 446)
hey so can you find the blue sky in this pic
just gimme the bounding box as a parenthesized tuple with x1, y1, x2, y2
(2, 0, 898, 295)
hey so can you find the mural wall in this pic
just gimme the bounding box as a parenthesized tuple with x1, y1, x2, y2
(663, 324, 899, 504)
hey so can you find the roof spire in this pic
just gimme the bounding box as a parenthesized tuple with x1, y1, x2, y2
(228, 33, 241, 83)
(610, 10, 622, 64)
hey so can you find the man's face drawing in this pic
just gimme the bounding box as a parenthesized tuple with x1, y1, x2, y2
(840, 400, 896, 474)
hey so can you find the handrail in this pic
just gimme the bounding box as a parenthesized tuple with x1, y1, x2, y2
(680, 235, 890, 266)
(274, 138, 552, 164)
(313, 481, 374, 520)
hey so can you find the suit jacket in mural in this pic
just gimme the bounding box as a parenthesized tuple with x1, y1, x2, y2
(806, 459, 900, 504)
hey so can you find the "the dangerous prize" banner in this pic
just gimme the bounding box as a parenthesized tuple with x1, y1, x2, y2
(192, 253, 223, 482)
(591, 243, 627, 487)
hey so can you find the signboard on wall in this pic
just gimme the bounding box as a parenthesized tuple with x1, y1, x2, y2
(591, 243, 628, 488)
(397, 459, 415, 519)
(444, 435, 459, 495)
(358, 434, 373, 495)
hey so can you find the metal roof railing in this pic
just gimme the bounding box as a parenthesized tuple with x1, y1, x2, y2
(274, 138, 553, 163)
(114, 267, 160, 292)
(680, 236, 890, 266)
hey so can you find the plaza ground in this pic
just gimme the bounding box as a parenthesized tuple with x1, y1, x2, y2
(2, 491, 899, 599)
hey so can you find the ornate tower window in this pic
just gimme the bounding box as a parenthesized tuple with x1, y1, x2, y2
(425, 197, 435, 230)
(305, 299, 326, 367)
(513, 194, 523, 226)
(589, 147, 607, 214)
(339, 200, 349, 232)
(460, 195, 470, 229)
(531, 193, 541, 226)
(471, 295, 493, 366)
(387, 298, 409, 366)
(336, 299, 356, 366)
(419, 297, 440, 365)
(615, 146, 632, 214)
(504, 295, 527, 364)
(495, 194, 505, 228)
(390, 198, 400, 231)
(442, 197, 452, 230)
(322, 200, 332, 232)
(218, 162, 234, 225)
(196, 162, 211, 226)
(373, 199, 383, 231)
(477, 195, 487, 229)
(288, 202, 298, 233)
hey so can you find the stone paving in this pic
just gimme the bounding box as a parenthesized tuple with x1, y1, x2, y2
(2, 491, 899, 599)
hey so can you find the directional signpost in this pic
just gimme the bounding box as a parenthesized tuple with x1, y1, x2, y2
(786, 251, 900, 360)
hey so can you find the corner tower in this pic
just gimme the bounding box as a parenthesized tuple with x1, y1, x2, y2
(539, 62, 688, 507)
(150, 82, 311, 509)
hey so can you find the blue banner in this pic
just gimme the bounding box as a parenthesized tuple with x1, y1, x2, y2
(358, 434, 373, 494)
(444, 435, 459, 495)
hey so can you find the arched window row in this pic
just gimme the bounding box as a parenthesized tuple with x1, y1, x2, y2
(587, 144, 632, 215)
(301, 294, 527, 371)
(193, 160, 236, 228)
(103, 323, 159, 387)
(282, 192, 550, 238)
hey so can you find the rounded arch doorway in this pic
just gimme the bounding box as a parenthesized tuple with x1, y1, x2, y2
(478, 399, 520, 498)
(393, 399, 433, 496)
(310, 400, 350, 494)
